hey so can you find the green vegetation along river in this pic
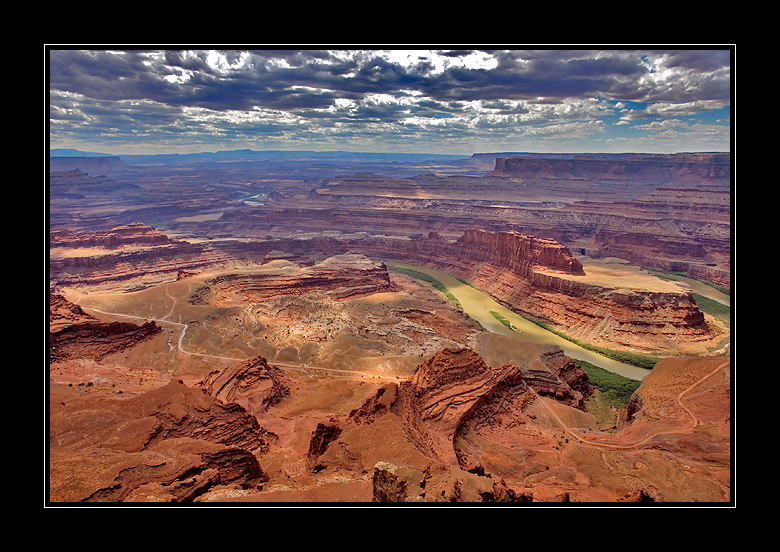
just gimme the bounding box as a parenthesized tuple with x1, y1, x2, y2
(387, 262, 652, 381)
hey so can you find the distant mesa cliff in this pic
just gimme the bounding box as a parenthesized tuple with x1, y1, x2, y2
(49, 155, 135, 175)
(488, 153, 730, 186)
(455, 229, 584, 276)
(50, 222, 174, 249)
(367, 229, 584, 278)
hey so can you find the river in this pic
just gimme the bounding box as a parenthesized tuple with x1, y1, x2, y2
(387, 262, 652, 381)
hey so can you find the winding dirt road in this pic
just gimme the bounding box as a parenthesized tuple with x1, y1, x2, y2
(78, 300, 402, 382)
(533, 359, 730, 451)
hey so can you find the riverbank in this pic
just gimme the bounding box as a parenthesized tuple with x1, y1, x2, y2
(386, 262, 652, 381)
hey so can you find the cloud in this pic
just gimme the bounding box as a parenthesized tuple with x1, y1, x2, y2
(47, 48, 732, 154)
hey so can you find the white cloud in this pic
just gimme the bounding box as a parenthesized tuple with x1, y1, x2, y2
(380, 50, 498, 74)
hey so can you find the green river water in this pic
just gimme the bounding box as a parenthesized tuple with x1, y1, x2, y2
(387, 262, 653, 381)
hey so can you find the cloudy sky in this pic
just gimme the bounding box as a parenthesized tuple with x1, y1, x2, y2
(48, 47, 732, 156)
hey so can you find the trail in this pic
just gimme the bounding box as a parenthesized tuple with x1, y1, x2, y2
(533, 359, 730, 451)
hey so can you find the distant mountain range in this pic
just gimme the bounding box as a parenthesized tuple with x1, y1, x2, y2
(50, 148, 470, 165)
(50, 149, 115, 158)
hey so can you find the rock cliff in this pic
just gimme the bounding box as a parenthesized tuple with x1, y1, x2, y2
(354, 230, 712, 353)
(49, 293, 161, 362)
(50, 222, 174, 249)
(48, 380, 272, 502)
(347, 347, 588, 469)
(199, 355, 290, 416)
(490, 153, 730, 186)
(194, 254, 395, 306)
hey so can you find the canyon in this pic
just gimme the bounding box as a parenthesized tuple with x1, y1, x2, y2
(47, 150, 732, 504)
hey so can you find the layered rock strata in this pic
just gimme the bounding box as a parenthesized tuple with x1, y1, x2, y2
(199, 356, 291, 416)
(193, 254, 395, 305)
(48, 380, 272, 502)
(354, 230, 711, 353)
(348, 347, 589, 469)
(489, 153, 730, 186)
(49, 293, 161, 362)
(50, 222, 174, 249)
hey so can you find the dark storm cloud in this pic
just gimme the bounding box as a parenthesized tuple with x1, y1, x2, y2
(49, 50, 175, 104)
(48, 47, 732, 154)
(49, 48, 731, 111)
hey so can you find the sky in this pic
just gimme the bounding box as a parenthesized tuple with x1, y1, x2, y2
(47, 47, 732, 156)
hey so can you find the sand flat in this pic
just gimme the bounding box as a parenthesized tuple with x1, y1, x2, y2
(542, 256, 685, 293)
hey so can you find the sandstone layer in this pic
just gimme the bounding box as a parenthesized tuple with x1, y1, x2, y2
(489, 153, 730, 187)
(50, 221, 174, 249)
(49, 330, 730, 503)
(193, 254, 396, 305)
(354, 230, 715, 354)
(49, 293, 162, 363)
(49, 380, 274, 502)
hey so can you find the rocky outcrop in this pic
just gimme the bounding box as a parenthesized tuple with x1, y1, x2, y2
(49, 380, 272, 502)
(49, 293, 161, 362)
(370, 461, 533, 503)
(489, 153, 730, 186)
(404, 348, 529, 465)
(50, 320, 161, 363)
(355, 230, 712, 353)
(371, 461, 427, 502)
(199, 356, 290, 416)
(308, 423, 343, 467)
(133, 380, 275, 452)
(49, 292, 96, 332)
(521, 346, 593, 410)
(50, 222, 174, 249)
(349, 347, 586, 467)
(356, 347, 592, 502)
(348, 383, 398, 424)
(195, 254, 396, 305)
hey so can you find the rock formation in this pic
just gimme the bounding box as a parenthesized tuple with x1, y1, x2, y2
(356, 230, 713, 354)
(48, 380, 273, 502)
(195, 254, 396, 305)
(50, 222, 174, 249)
(489, 153, 730, 187)
(346, 347, 590, 472)
(49, 293, 161, 362)
(199, 356, 290, 416)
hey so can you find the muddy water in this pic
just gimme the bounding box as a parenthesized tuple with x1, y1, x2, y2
(389, 262, 651, 381)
